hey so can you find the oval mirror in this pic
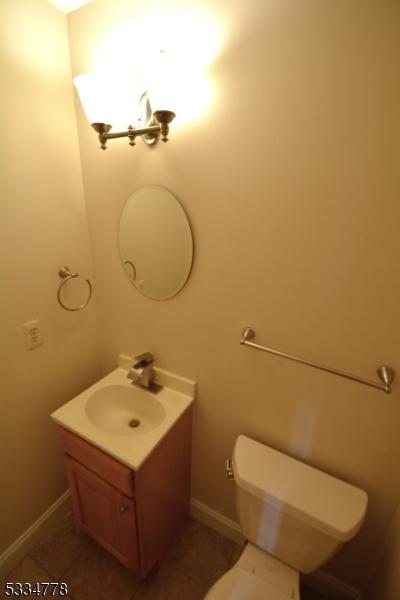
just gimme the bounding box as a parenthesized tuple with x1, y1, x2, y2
(118, 186, 193, 300)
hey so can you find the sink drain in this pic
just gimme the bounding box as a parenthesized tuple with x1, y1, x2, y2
(129, 418, 141, 428)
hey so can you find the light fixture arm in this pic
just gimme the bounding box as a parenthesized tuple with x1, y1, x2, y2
(91, 110, 176, 150)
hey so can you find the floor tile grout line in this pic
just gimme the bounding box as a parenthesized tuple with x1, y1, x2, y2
(26, 552, 63, 583)
(28, 533, 90, 583)
(58, 538, 92, 581)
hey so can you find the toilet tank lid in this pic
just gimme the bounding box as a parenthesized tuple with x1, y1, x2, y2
(233, 436, 368, 542)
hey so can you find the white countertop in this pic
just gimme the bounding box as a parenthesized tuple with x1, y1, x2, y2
(51, 356, 196, 471)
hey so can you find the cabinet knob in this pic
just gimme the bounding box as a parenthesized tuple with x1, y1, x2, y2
(119, 504, 129, 513)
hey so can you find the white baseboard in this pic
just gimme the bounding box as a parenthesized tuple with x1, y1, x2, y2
(303, 570, 361, 600)
(190, 497, 361, 600)
(0, 490, 71, 579)
(190, 498, 245, 546)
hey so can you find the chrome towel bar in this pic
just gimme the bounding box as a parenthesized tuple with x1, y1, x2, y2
(240, 327, 395, 394)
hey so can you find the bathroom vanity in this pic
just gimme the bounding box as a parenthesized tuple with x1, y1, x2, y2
(51, 357, 195, 577)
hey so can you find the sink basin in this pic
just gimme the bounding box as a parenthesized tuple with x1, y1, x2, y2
(85, 385, 166, 436)
(51, 355, 195, 470)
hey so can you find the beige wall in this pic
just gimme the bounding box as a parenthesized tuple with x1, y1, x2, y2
(0, 0, 101, 554)
(366, 504, 400, 600)
(67, 0, 400, 591)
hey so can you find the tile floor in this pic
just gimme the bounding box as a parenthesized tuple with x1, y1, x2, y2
(2, 508, 328, 600)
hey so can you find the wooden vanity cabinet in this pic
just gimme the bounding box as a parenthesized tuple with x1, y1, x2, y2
(58, 406, 192, 578)
(64, 455, 139, 570)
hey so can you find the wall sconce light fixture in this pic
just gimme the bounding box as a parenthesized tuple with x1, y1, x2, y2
(73, 74, 176, 150)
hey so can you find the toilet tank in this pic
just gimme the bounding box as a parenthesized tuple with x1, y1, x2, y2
(233, 436, 368, 573)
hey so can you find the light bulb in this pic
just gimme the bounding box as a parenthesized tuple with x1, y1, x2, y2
(74, 73, 141, 129)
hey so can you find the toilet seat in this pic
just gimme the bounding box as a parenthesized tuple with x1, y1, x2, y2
(205, 543, 300, 600)
(204, 568, 294, 599)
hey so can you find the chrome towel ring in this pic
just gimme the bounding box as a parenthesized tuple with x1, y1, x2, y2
(57, 266, 93, 312)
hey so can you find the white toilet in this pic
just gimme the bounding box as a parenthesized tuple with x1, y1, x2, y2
(205, 435, 368, 599)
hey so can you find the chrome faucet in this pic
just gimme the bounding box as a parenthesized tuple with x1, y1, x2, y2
(127, 352, 155, 389)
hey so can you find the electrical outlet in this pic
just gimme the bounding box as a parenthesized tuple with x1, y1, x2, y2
(23, 319, 43, 350)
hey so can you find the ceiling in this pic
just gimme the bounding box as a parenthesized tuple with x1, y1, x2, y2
(46, 0, 93, 13)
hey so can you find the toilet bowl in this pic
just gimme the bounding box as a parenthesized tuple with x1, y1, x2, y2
(205, 435, 368, 599)
(206, 542, 299, 600)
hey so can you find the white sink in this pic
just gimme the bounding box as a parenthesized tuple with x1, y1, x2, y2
(85, 385, 166, 436)
(51, 355, 196, 470)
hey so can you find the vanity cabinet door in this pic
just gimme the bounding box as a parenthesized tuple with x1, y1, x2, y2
(65, 455, 140, 572)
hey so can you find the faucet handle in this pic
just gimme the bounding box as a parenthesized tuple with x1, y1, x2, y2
(132, 352, 154, 369)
